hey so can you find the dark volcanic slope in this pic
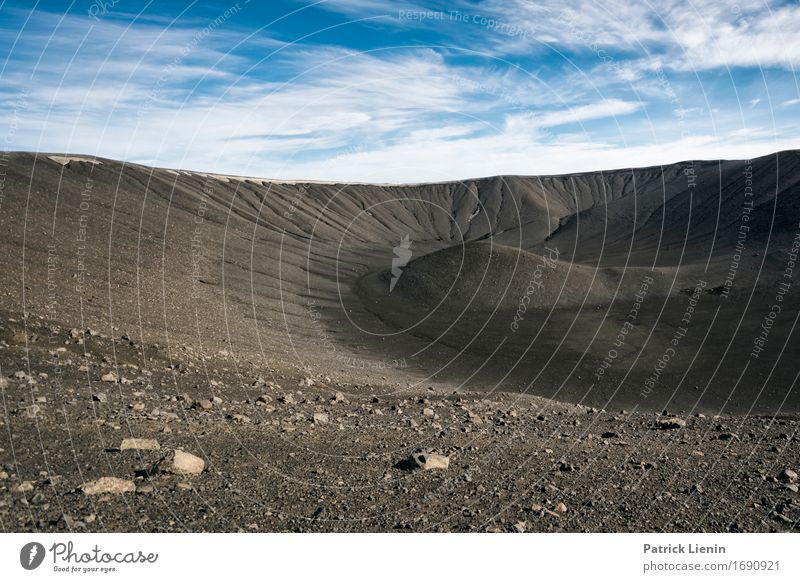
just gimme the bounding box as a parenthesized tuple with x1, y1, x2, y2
(2, 151, 800, 415)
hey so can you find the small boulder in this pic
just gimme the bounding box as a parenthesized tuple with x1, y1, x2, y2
(158, 449, 205, 476)
(100, 372, 118, 383)
(81, 477, 136, 495)
(656, 417, 686, 430)
(312, 412, 329, 425)
(411, 450, 450, 470)
(778, 468, 798, 483)
(120, 438, 160, 451)
(193, 399, 213, 411)
(15, 481, 35, 493)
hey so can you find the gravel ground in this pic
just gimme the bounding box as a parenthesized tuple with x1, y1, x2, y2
(2, 315, 798, 532)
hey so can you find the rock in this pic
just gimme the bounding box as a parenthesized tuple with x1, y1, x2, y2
(312, 412, 329, 424)
(92, 393, 107, 403)
(555, 502, 568, 513)
(193, 399, 213, 410)
(131, 402, 146, 412)
(466, 411, 483, 425)
(0, 470, 8, 480)
(13, 371, 28, 379)
(656, 417, 686, 430)
(175, 482, 193, 491)
(411, 450, 450, 470)
(279, 394, 295, 405)
(158, 449, 205, 476)
(120, 438, 160, 451)
(256, 394, 273, 405)
(230, 413, 251, 424)
(332, 391, 346, 403)
(778, 468, 798, 483)
(423, 407, 435, 417)
(100, 372, 118, 382)
(513, 521, 526, 533)
(15, 481, 35, 493)
(601, 431, 619, 438)
(81, 477, 136, 495)
(136, 483, 154, 495)
(299, 377, 314, 387)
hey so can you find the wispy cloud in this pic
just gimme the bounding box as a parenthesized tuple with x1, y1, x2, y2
(0, 1, 797, 182)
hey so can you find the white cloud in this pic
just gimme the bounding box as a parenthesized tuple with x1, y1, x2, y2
(237, 127, 800, 183)
(453, 0, 800, 70)
(532, 99, 643, 128)
(2, 3, 798, 184)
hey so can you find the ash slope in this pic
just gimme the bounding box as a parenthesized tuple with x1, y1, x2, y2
(1, 151, 800, 415)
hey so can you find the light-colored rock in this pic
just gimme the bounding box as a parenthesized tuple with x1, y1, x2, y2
(159, 449, 205, 476)
(101, 372, 118, 382)
(312, 412, 329, 424)
(15, 481, 35, 493)
(412, 451, 450, 470)
(778, 468, 798, 483)
(120, 438, 160, 451)
(656, 417, 686, 430)
(81, 477, 136, 495)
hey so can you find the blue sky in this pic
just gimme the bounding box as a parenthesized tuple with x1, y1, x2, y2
(1, 0, 799, 182)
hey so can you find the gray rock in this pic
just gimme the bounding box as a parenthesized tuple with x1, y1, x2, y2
(778, 468, 798, 483)
(657, 417, 686, 430)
